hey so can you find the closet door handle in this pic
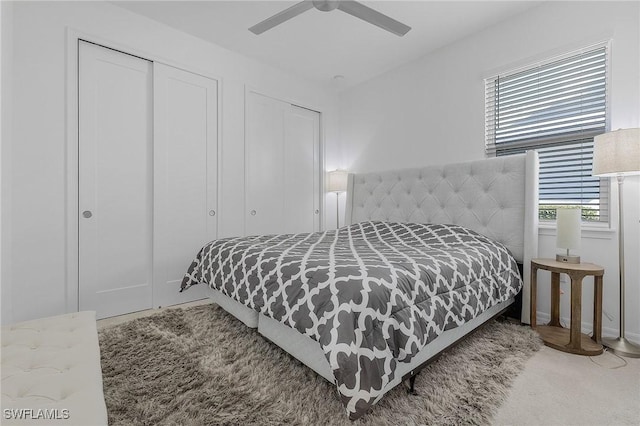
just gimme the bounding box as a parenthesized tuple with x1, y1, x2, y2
(250, 210, 257, 216)
(209, 210, 216, 217)
(82, 210, 93, 219)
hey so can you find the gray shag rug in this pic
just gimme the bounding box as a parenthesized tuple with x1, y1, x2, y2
(99, 304, 541, 426)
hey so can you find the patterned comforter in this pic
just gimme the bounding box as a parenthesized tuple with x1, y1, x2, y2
(181, 221, 522, 420)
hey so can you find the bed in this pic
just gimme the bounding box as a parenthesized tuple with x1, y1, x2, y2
(180, 151, 539, 420)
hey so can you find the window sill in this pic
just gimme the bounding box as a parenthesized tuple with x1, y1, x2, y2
(539, 223, 615, 240)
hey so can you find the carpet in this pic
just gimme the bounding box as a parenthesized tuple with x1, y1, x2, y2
(99, 304, 541, 425)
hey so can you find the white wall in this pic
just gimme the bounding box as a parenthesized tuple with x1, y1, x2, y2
(3, 1, 340, 324)
(1, 1, 13, 325)
(339, 1, 640, 340)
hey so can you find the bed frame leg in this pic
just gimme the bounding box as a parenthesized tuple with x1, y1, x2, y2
(404, 372, 419, 395)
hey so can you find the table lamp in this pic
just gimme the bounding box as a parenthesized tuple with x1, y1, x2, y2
(593, 128, 640, 358)
(328, 170, 348, 228)
(556, 207, 581, 263)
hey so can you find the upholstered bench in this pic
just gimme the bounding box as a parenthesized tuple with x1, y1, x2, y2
(1, 311, 108, 425)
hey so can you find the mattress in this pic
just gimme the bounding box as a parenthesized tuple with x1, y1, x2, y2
(181, 221, 523, 419)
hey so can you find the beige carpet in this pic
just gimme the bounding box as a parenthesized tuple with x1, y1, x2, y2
(98, 304, 541, 425)
(494, 344, 640, 425)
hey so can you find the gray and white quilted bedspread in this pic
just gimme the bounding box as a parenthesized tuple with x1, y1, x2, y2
(181, 221, 522, 420)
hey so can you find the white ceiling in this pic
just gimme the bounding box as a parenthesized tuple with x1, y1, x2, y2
(114, 1, 541, 90)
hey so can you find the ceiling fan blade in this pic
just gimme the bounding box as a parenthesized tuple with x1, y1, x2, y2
(337, 1, 411, 36)
(249, 1, 315, 35)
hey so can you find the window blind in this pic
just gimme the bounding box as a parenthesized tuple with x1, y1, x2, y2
(485, 46, 608, 222)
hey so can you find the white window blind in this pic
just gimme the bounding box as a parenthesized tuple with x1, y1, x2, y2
(485, 46, 608, 222)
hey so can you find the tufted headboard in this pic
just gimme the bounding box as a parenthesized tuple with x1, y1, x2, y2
(344, 151, 539, 323)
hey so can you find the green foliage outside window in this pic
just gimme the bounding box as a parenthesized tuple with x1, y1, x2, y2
(539, 205, 600, 222)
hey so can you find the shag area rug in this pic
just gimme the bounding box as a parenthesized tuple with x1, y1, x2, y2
(99, 304, 541, 425)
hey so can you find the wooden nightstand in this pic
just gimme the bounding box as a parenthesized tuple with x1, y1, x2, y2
(530, 258, 604, 356)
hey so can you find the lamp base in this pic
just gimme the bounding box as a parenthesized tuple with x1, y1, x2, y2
(602, 336, 640, 358)
(556, 254, 580, 264)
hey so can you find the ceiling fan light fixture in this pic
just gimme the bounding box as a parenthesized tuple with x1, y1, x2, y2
(312, 0, 340, 12)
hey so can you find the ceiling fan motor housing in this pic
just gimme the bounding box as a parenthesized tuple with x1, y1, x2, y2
(312, 0, 340, 12)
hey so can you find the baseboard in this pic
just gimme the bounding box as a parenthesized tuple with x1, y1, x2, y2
(535, 311, 640, 344)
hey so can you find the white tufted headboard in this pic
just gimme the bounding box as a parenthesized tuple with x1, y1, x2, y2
(344, 151, 539, 323)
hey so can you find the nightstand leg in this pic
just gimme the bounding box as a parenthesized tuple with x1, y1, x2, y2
(530, 266, 537, 328)
(549, 272, 561, 327)
(593, 275, 603, 344)
(569, 276, 583, 351)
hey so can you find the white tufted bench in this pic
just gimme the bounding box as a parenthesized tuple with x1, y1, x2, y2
(1, 311, 108, 425)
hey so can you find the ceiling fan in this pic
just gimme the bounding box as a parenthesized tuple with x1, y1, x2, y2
(249, 0, 411, 37)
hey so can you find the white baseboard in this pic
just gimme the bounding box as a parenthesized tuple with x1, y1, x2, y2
(535, 311, 640, 344)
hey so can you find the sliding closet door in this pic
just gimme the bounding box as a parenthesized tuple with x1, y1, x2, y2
(153, 63, 218, 307)
(246, 93, 287, 235)
(285, 106, 320, 233)
(78, 41, 153, 318)
(246, 92, 320, 236)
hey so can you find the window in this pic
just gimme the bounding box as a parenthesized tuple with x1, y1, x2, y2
(485, 45, 609, 222)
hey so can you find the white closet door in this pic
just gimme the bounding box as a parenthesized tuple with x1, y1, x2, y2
(246, 92, 320, 236)
(246, 93, 287, 236)
(153, 63, 218, 307)
(284, 106, 320, 233)
(78, 41, 153, 319)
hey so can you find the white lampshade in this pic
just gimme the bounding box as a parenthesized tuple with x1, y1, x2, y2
(556, 208, 581, 251)
(327, 170, 348, 192)
(593, 128, 640, 177)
